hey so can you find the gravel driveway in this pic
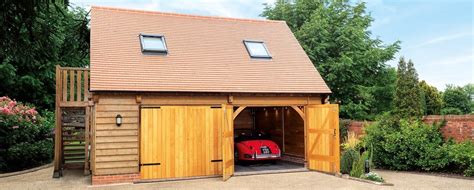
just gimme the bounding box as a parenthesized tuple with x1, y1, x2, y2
(0, 166, 472, 190)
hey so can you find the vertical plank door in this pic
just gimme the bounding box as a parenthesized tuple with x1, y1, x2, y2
(222, 105, 234, 181)
(140, 106, 223, 180)
(306, 104, 340, 174)
(140, 107, 164, 179)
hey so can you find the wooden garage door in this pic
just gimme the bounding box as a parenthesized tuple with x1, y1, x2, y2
(140, 106, 223, 179)
(306, 104, 340, 174)
(222, 105, 234, 181)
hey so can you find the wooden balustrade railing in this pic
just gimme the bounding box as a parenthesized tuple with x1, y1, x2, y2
(57, 67, 89, 107)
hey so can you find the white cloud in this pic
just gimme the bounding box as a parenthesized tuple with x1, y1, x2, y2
(412, 32, 473, 48)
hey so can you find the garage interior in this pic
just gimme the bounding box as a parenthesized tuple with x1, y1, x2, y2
(233, 106, 308, 175)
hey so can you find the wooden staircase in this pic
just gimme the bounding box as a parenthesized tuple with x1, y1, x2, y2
(62, 109, 86, 168)
(53, 66, 91, 178)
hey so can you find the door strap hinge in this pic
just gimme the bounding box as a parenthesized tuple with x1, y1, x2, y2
(140, 163, 161, 166)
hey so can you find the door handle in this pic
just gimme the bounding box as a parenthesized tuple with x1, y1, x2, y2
(333, 129, 336, 137)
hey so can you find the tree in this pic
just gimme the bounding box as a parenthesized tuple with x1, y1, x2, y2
(369, 67, 397, 117)
(0, 1, 89, 110)
(393, 58, 423, 119)
(262, 0, 400, 119)
(463, 83, 474, 113)
(345, 67, 397, 120)
(419, 80, 442, 115)
(442, 85, 471, 114)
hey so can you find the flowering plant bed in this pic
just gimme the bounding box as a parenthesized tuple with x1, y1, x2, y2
(0, 96, 38, 121)
(341, 173, 393, 186)
(361, 172, 384, 182)
(0, 96, 54, 172)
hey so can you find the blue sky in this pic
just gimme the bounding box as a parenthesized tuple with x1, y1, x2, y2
(71, 0, 473, 90)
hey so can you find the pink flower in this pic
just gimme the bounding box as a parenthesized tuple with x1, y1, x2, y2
(12, 126, 19, 129)
(2, 107, 12, 115)
(0, 96, 9, 102)
(7, 101, 16, 108)
(26, 108, 37, 116)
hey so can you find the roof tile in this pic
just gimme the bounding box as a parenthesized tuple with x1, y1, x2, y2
(90, 6, 331, 94)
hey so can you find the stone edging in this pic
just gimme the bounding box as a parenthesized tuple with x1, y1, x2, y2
(338, 174, 394, 186)
(0, 163, 53, 178)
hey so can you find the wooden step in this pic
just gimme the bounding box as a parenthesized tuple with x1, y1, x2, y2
(64, 150, 85, 156)
(63, 146, 85, 149)
(62, 128, 85, 131)
(63, 138, 85, 142)
(62, 129, 85, 133)
(64, 142, 84, 145)
(62, 123, 85, 127)
(63, 145, 85, 150)
(64, 159, 85, 164)
(62, 134, 85, 137)
(64, 155, 85, 160)
(63, 142, 85, 145)
(62, 114, 85, 118)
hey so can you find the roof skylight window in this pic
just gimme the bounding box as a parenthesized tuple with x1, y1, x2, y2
(140, 34, 168, 53)
(243, 40, 271, 59)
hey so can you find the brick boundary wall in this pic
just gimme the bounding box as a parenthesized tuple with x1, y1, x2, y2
(346, 115, 474, 142)
(346, 121, 369, 137)
(422, 115, 474, 142)
(92, 173, 140, 185)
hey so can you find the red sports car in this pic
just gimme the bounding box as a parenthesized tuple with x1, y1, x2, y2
(234, 130, 281, 162)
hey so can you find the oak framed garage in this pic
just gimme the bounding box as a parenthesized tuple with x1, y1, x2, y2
(90, 94, 340, 182)
(53, 6, 341, 185)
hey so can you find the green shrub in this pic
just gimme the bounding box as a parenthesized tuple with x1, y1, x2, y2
(6, 140, 53, 170)
(0, 96, 54, 172)
(361, 114, 399, 168)
(440, 107, 463, 115)
(446, 141, 474, 176)
(363, 117, 450, 171)
(350, 151, 368, 178)
(464, 162, 474, 177)
(341, 149, 359, 174)
(363, 113, 474, 176)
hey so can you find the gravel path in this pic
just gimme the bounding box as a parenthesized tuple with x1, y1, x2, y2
(0, 166, 472, 190)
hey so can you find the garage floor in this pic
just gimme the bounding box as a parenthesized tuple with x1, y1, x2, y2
(234, 160, 307, 176)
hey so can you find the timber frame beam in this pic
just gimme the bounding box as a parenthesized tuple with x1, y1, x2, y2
(291, 106, 305, 121)
(232, 106, 247, 120)
(232, 105, 306, 121)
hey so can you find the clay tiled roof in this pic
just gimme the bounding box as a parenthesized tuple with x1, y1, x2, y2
(90, 6, 331, 94)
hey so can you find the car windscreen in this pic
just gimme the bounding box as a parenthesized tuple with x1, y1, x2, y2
(235, 131, 271, 142)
